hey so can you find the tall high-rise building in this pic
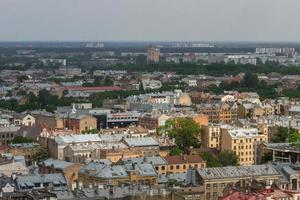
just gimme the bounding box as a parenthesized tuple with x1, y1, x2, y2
(147, 47, 160, 64)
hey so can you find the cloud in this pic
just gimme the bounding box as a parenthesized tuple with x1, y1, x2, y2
(0, 0, 300, 41)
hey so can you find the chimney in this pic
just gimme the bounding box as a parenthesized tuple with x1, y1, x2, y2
(183, 154, 187, 161)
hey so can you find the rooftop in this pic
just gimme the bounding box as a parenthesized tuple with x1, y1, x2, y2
(40, 158, 74, 169)
(197, 164, 280, 180)
(123, 137, 159, 147)
(55, 134, 102, 145)
(227, 128, 262, 138)
(164, 155, 204, 165)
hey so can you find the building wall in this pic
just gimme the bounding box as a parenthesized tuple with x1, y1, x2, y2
(193, 114, 209, 127)
(22, 115, 36, 126)
(202, 125, 221, 149)
(35, 115, 62, 129)
(155, 162, 206, 175)
(9, 146, 39, 165)
(79, 116, 97, 133)
(139, 117, 158, 130)
(201, 175, 281, 200)
(63, 164, 84, 186)
(221, 130, 267, 166)
(100, 149, 143, 163)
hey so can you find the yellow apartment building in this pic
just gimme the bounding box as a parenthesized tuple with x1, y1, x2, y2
(221, 127, 267, 166)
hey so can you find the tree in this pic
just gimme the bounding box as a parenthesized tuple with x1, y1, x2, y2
(261, 152, 272, 164)
(33, 146, 49, 162)
(93, 76, 104, 86)
(5, 90, 12, 97)
(169, 147, 183, 156)
(201, 150, 239, 167)
(271, 127, 299, 143)
(81, 129, 99, 134)
(201, 152, 222, 167)
(38, 89, 50, 109)
(218, 150, 239, 166)
(135, 54, 147, 65)
(104, 77, 114, 86)
(159, 118, 202, 153)
(11, 136, 36, 144)
(242, 72, 259, 88)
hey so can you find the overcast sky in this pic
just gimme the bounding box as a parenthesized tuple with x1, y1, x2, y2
(1, 0, 300, 42)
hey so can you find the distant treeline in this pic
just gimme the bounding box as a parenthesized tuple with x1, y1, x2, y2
(111, 63, 300, 76)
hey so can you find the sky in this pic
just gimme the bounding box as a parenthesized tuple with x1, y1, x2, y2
(0, 0, 300, 42)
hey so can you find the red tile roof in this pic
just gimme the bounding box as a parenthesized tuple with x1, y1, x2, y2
(220, 191, 262, 200)
(164, 155, 204, 164)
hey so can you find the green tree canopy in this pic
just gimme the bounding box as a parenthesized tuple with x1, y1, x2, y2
(201, 150, 239, 167)
(11, 136, 36, 144)
(33, 146, 49, 163)
(169, 147, 184, 156)
(158, 118, 202, 153)
(242, 72, 259, 88)
(271, 127, 299, 143)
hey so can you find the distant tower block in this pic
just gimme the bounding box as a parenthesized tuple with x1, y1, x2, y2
(147, 47, 160, 64)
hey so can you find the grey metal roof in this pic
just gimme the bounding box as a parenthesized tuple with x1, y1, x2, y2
(17, 173, 67, 188)
(40, 158, 73, 169)
(121, 156, 167, 166)
(159, 173, 187, 184)
(197, 164, 280, 180)
(55, 134, 102, 145)
(9, 143, 40, 149)
(79, 160, 128, 179)
(123, 137, 159, 147)
(265, 143, 300, 153)
(134, 163, 157, 177)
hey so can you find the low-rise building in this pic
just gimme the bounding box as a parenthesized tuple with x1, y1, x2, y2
(8, 143, 40, 165)
(39, 158, 83, 186)
(16, 173, 67, 191)
(78, 160, 157, 186)
(138, 114, 170, 130)
(164, 155, 206, 175)
(197, 164, 282, 200)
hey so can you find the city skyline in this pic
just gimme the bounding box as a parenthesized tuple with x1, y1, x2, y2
(1, 0, 300, 42)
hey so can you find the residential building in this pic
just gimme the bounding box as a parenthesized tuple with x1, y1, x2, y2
(0, 126, 20, 145)
(138, 113, 170, 129)
(78, 160, 157, 186)
(39, 158, 84, 186)
(8, 143, 40, 165)
(197, 164, 282, 200)
(163, 155, 206, 174)
(16, 173, 67, 191)
(202, 124, 221, 149)
(221, 127, 267, 165)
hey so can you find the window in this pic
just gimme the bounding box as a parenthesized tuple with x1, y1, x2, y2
(176, 165, 180, 170)
(213, 192, 217, 197)
(206, 193, 211, 200)
(170, 165, 174, 170)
